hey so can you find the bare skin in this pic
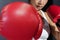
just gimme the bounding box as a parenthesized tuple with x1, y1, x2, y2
(30, 0, 60, 40)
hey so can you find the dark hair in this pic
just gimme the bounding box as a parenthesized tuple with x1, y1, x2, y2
(42, 0, 53, 12)
(29, 0, 53, 12)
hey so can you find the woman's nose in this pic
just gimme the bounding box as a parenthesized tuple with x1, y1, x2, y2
(38, 0, 42, 5)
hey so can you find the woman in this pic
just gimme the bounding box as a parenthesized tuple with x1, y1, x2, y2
(30, 0, 59, 40)
(30, 0, 51, 40)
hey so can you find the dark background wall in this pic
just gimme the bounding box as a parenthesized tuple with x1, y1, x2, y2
(53, 0, 60, 5)
(0, 0, 60, 11)
(0, 0, 60, 40)
(0, 0, 29, 11)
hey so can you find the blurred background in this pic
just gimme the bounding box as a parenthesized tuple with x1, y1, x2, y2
(0, 0, 60, 40)
(0, 0, 60, 11)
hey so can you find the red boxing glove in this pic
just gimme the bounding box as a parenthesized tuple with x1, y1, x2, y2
(47, 5, 60, 27)
(1, 2, 43, 40)
(0, 15, 2, 32)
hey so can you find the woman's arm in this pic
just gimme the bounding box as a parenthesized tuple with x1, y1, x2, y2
(45, 12, 59, 32)
(38, 11, 60, 40)
(37, 10, 59, 31)
(45, 12, 60, 40)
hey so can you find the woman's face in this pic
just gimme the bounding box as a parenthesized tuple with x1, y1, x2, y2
(31, 0, 48, 11)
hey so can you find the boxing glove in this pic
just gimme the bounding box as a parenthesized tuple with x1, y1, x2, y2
(1, 2, 43, 40)
(0, 15, 2, 32)
(47, 5, 60, 27)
